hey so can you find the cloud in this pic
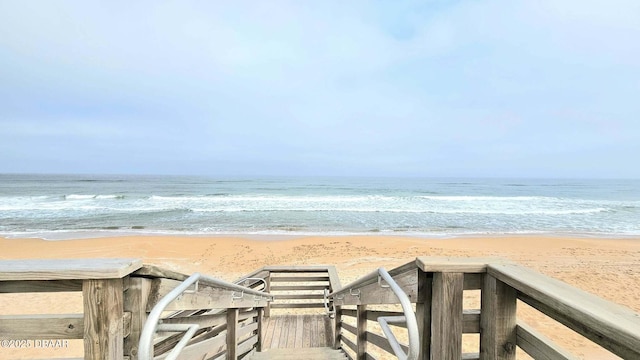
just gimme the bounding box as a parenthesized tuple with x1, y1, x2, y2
(0, 1, 639, 177)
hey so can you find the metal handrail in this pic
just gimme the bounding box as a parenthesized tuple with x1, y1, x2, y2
(235, 277, 267, 290)
(323, 288, 336, 318)
(377, 268, 419, 360)
(328, 268, 419, 360)
(138, 272, 274, 359)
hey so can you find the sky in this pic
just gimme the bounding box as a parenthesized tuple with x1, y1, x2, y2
(1, 1, 639, 178)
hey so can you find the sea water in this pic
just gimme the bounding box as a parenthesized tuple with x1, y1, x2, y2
(0, 174, 639, 240)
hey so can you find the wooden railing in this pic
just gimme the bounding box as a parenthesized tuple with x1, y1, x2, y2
(0, 259, 272, 360)
(135, 266, 273, 360)
(236, 265, 342, 317)
(328, 257, 640, 360)
(3, 257, 639, 360)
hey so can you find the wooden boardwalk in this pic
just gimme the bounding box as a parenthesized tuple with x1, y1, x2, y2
(261, 315, 334, 349)
(4, 258, 640, 360)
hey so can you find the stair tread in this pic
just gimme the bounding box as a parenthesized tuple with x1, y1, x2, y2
(250, 347, 347, 359)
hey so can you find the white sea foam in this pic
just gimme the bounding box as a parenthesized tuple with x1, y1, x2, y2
(1, 175, 639, 238)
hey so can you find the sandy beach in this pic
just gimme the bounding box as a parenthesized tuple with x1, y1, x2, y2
(1, 235, 639, 359)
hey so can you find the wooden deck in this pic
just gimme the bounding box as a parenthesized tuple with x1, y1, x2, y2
(4, 258, 640, 360)
(261, 315, 334, 349)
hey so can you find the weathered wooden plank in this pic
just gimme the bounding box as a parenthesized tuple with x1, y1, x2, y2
(238, 334, 258, 356)
(264, 272, 272, 317)
(464, 273, 482, 290)
(132, 265, 189, 282)
(334, 305, 342, 350)
(262, 315, 276, 349)
(0, 314, 83, 339)
(155, 331, 227, 360)
(356, 305, 367, 360)
(367, 330, 409, 355)
(327, 266, 342, 291)
(147, 278, 269, 311)
(227, 308, 239, 359)
(0, 258, 142, 280)
(0, 279, 83, 293)
(240, 348, 256, 360)
(463, 309, 481, 334)
(122, 311, 131, 338)
(324, 315, 333, 348)
(270, 303, 325, 309)
(124, 277, 152, 359)
(516, 321, 579, 360)
(263, 266, 332, 272)
(270, 276, 330, 282)
(83, 278, 124, 360)
(317, 313, 327, 347)
(342, 334, 357, 354)
(270, 285, 328, 291)
(416, 257, 496, 273)
(336, 269, 418, 305)
(480, 274, 516, 360)
(341, 321, 357, 336)
(342, 309, 357, 318)
(488, 263, 640, 359)
(279, 314, 290, 348)
(257, 308, 264, 351)
(287, 315, 297, 348)
(365, 310, 404, 322)
(295, 314, 304, 348)
(302, 315, 312, 348)
(431, 272, 463, 360)
(155, 321, 226, 356)
(160, 312, 226, 328)
(332, 262, 416, 300)
(274, 293, 325, 300)
(271, 316, 283, 349)
(240, 309, 259, 321)
(416, 270, 432, 360)
(239, 322, 259, 341)
(311, 314, 320, 347)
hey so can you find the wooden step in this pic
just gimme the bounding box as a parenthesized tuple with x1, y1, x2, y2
(250, 347, 347, 360)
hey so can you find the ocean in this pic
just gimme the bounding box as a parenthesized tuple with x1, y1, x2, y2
(0, 174, 639, 240)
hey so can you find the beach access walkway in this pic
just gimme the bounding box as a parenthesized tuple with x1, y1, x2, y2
(1, 257, 640, 359)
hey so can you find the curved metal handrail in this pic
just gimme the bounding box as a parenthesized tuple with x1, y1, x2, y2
(323, 288, 336, 318)
(328, 268, 419, 360)
(138, 272, 273, 359)
(377, 268, 419, 360)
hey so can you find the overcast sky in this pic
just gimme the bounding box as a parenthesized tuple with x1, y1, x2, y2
(1, 1, 639, 178)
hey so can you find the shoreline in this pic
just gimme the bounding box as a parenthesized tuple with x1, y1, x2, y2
(3, 229, 640, 242)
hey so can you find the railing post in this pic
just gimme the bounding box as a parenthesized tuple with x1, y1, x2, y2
(256, 307, 264, 352)
(431, 272, 463, 360)
(264, 272, 271, 318)
(416, 270, 433, 360)
(480, 274, 517, 360)
(356, 304, 367, 360)
(333, 305, 342, 350)
(83, 278, 124, 360)
(226, 308, 239, 359)
(124, 277, 152, 360)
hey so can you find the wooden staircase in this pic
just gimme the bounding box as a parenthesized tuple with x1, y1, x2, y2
(250, 347, 348, 359)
